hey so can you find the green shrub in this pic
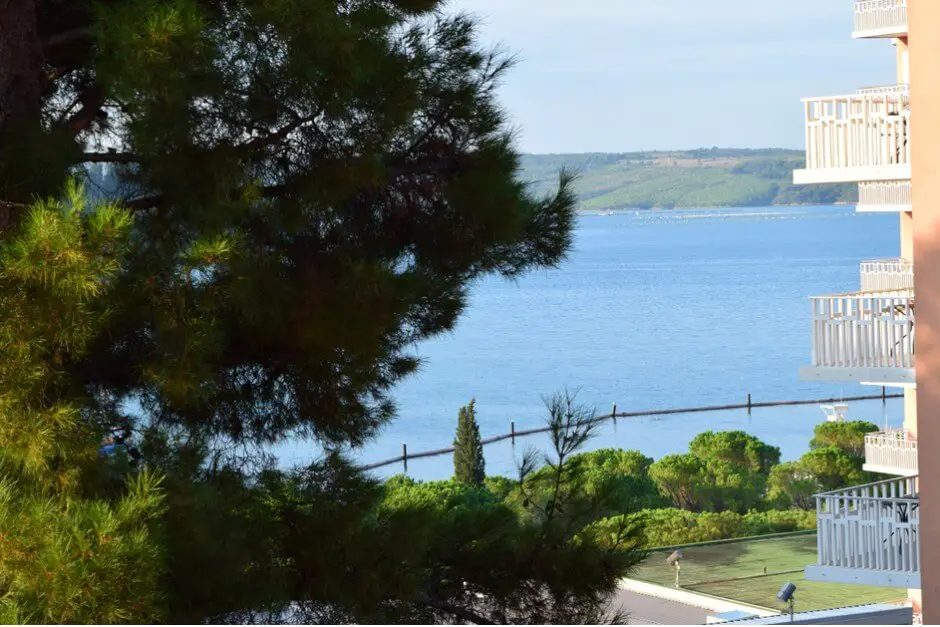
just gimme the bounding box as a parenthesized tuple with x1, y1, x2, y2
(810, 421, 879, 457)
(649, 453, 767, 514)
(589, 508, 816, 549)
(765, 462, 819, 510)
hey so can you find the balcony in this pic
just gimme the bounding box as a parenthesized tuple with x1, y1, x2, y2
(860, 258, 913, 292)
(857, 180, 912, 213)
(853, 0, 908, 39)
(799, 290, 915, 384)
(793, 85, 910, 185)
(864, 430, 918, 475)
(806, 476, 919, 588)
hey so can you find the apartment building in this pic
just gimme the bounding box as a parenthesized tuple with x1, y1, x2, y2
(793, 0, 925, 621)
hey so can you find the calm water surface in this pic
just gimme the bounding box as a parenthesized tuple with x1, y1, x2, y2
(279, 205, 905, 479)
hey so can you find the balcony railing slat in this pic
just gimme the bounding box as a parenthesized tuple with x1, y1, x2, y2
(854, 0, 908, 37)
(860, 258, 913, 291)
(809, 289, 914, 371)
(865, 429, 918, 474)
(857, 181, 912, 212)
(802, 86, 910, 175)
(815, 476, 919, 579)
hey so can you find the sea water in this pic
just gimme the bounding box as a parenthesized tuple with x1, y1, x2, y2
(279, 205, 905, 479)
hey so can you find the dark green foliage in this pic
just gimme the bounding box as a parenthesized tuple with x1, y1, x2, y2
(696, 459, 767, 514)
(649, 433, 774, 514)
(810, 420, 880, 457)
(590, 509, 816, 549)
(773, 183, 858, 206)
(0, 1, 585, 622)
(797, 446, 869, 492)
(765, 462, 820, 510)
(484, 475, 519, 501)
(453, 399, 485, 486)
(509, 448, 667, 518)
(730, 159, 795, 179)
(648, 454, 705, 511)
(689, 430, 781, 474)
(369, 391, 646, 624)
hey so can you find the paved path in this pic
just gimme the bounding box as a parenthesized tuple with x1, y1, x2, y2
(611, 588, 713, 625)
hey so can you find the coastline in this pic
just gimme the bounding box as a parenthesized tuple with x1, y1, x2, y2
(576, 201, 853, 215)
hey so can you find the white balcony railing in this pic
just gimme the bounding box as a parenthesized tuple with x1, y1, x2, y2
(856, 84, 910, 97)
(853, 0, 908, 39)
(801, 290, 915, 383)
(808, 475, 919, 588)
(864, 430, 918, 475)
(857, 180, 912, 212)
(795, 86, 911, 184)
(860, 258, 914, 292)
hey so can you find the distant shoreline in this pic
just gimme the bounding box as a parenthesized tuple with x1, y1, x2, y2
(576, 201, 853, 215)
(523, 150, 857, 212)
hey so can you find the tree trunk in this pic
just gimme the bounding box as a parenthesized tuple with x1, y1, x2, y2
(0, 0, 41, 226)
(0, 0, 41, 129)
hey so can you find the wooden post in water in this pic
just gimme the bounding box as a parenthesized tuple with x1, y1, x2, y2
(402, 443, 408, 473)
(510, 421, 516, 445)
(746, 393, 752, 415)
(883, 385, 887, 402)
(612, 403, 617, 425)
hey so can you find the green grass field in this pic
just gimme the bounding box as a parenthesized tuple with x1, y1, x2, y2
(632, 535, 905, 613)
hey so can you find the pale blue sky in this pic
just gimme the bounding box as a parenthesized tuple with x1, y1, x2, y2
(447, 0, 898, 153)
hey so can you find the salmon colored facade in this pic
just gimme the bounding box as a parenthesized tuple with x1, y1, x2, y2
(909, 2, 940, 622)
(795, 1, 929, 622)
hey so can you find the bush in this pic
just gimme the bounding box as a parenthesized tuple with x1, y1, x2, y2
(508, 448, 667, 518)
(797, 446, 869, 491)
(765, 461, 819, 510)
(649, 453, 767, 514)
(483, 475, 518, 501)
(689, 431, 780, 474)
(648, 454, 704, 510)
(590, 508, 816, 549)
(810, 421, 879, 457)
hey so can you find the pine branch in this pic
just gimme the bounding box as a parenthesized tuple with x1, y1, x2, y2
(236, 112, 321, 152)
(0, 200, 29, 231)
(119, 183, 287, 212)
(418, 594, 493, 625)
(61, 84, 106, 136)
(117, 155, 462, 211)
(121, 195, 161, 212)
(41, 26, 92, 53)
(80, 152, 139, 164)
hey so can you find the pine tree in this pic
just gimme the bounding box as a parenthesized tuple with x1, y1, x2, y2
(0, 2, 648, 624)
(453, 399, 485, 485)
(0, 182, 165, 623)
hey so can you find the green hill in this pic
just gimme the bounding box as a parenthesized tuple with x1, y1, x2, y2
(520, 148, 857, 211)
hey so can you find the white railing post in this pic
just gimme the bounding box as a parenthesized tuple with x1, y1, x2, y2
(815, 476, 919, 580)
(860, 259, 914, 293)
(854, 0, 908, 38)
(865, 430, 919, 474)
(801, 86, 910, 177)
(809, 289, 914, 371)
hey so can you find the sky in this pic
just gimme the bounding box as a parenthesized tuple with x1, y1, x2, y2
(445, 0, 899, 154)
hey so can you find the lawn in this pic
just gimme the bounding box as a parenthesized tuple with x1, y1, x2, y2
(632, 535, 905, 613)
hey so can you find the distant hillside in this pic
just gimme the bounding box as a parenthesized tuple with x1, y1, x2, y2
(520, 148, 857, 211)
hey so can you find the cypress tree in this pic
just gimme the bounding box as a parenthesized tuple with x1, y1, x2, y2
(454, 399, 485, 485)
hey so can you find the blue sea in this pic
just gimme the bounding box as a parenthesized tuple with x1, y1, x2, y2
(278, 205, 905, 479)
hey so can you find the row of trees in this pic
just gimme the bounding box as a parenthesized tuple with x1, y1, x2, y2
(449, 402, 881, 538)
